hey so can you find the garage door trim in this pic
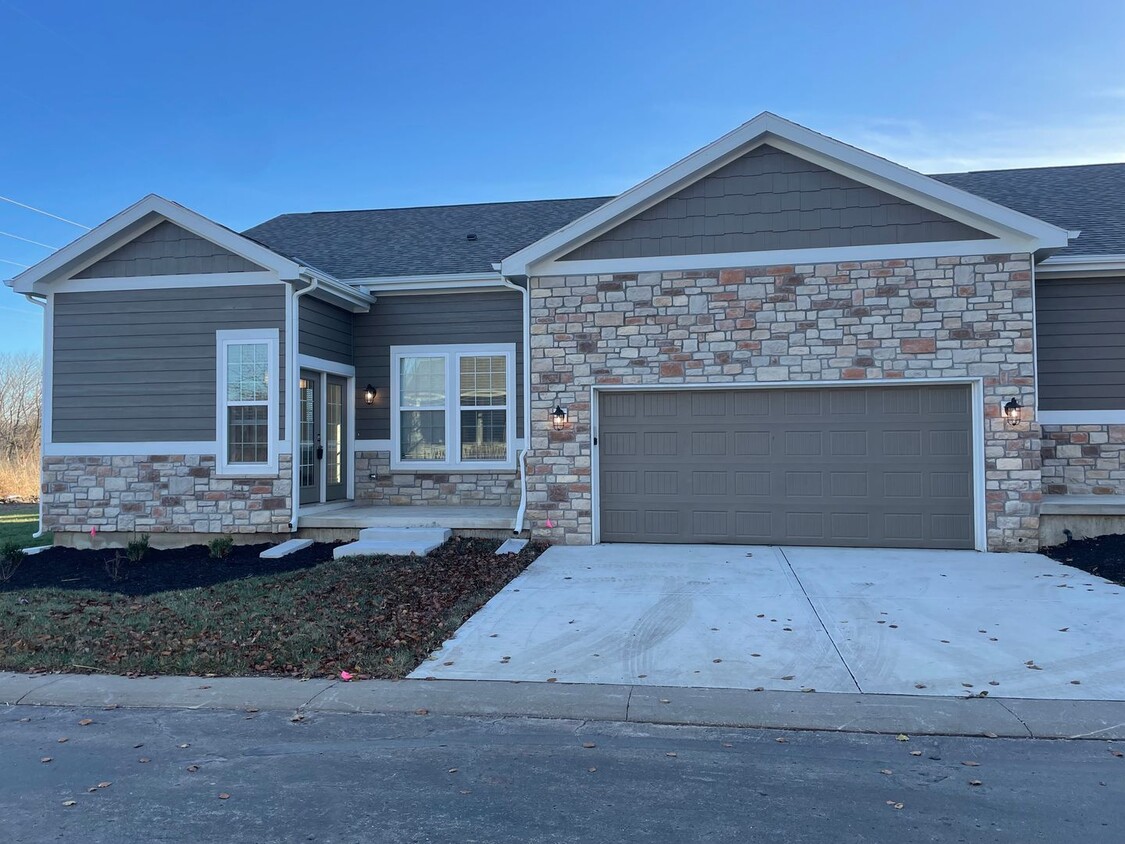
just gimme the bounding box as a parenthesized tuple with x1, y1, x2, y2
(590, 378, 986, 551)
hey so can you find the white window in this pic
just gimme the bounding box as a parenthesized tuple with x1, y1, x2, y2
(391, 344, 516, 471)
(216, 329, 279, 475)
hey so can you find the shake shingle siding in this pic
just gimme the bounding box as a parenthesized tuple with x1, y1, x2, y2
(52, 285, 287, 442)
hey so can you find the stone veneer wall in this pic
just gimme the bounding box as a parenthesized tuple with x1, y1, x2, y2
(1041, 424, 1125, 496)
(42, 454, 292, 534)
(354, 451, 519, 506)
(526, 254, 1040, 551)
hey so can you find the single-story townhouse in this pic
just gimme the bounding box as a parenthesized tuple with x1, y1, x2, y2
(7, 113, 1125, 553)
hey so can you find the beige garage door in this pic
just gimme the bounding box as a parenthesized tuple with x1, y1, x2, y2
(597, 385, 974, 549)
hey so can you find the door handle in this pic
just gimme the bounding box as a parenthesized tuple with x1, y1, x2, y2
(316, 437, 324, 461)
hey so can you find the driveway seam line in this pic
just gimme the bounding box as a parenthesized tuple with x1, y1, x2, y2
(624, 686, 634, 722)
(14, 676, 63, 705)
(994, 699, 1034, 738)
(300, 680, 339, 710)
(777, 547, 863, 694)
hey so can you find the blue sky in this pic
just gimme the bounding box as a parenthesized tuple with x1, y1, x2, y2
(3, 0, 1124, 353)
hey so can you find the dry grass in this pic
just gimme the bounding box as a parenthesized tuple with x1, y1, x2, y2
(0, 452, 38, 500)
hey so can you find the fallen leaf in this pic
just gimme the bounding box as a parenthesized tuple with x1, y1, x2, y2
(62, 800, 76, 807)
(587, 767, 597, 773)
(659, 698, 670, 704)
(582, 742, 596, 749)
(665, 752, 678, 757)
(722, 743, 733, 748)
(138, 758, 150, 764)
(880, 769, 893, 775)
(914, 683, 927, 689)
(448, 768, 458, 774)
(1109, 750, 1124, 758)
(910, 750, 923, 756)
(969, 779, 983, 787)
(40, 757, 52, 764)
(896, 734, 910, 742)
(245, 708, 259, 714)
(290, 713, 305, 723)
(1059, 627, 1069, 632)
(78, 719, 93, 726)
(96, 782, 111, 789)
(1071, 680, 1082, 685)
(775, 738, 787, 744)
(218, 793, 230, 800)
(546, 678, 558, 683)
(57, 738, 68, 743)
(780, 675, 795, 681)
(962, 761, 981, 767)
(178, 743, 190, 749)
(187, 765, 199, 773)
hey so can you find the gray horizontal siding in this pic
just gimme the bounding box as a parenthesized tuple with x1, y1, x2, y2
(1036, 277, 1125, 410)
(354, 291, 523, 440)
(75, 221, 261, 278)
(299, 296, 353, 365)
(52, 285, 287, 442)
(562, 144, 991, 261)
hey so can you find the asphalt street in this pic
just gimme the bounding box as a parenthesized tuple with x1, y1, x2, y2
(1, 706, 1122, 843)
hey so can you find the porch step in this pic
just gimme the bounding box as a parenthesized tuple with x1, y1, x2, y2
(333, 527, 452, 560)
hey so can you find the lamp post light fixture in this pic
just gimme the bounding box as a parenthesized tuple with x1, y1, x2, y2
(1003, 397, 1022, 427)
(551, 404, 568, 431)
(364, 384, 377, 406)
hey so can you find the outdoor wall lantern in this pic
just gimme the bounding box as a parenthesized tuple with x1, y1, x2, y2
(364, 384, 377, 406)
(551, 404, 569, 431)
(1003, 397, 1022, 427)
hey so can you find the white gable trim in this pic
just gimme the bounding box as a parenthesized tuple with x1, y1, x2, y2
(8, 194, 306, 293)
(500, 112, 1073, 277)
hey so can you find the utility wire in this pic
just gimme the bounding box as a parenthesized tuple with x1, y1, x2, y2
(0, 230, 57, 250)
(0, 194, 91, 229)
(0, 257, 30, 268)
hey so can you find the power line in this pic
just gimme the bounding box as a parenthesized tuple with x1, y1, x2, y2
(0, 230, 58, 250)
(0, 257, 30, 268)
(0, 195, 91, 230)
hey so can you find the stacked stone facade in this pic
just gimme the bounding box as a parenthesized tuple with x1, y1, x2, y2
(1041, 424, 1125, 496)
(354, 450, 518, 506)
(525, 254, 1040, 552)
(42, 453, 292, 536)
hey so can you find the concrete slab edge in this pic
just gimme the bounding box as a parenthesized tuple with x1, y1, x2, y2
(2, 672, 1123, 741)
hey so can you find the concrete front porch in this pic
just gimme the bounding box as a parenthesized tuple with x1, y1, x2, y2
(297, 502, 518, 531)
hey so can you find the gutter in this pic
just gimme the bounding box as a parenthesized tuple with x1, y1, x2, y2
(21, 293, 47, 538)
(287, 275, 320, 532)
(497, 269, 531, 535)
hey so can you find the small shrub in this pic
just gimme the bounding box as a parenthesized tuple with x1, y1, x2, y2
(1, 540, 26, 582)
(207, 536, 235, 560)
(103, 551, 126, 582)
(126, 533, 151, 563)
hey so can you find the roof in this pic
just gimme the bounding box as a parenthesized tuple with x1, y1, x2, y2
(242, 162, 1125, 279)
(243, 197, 612, 279)
(933, 163, 1125, 257)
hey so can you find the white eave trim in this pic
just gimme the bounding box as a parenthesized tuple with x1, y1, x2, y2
(1035, 254, 1125, 277)
(9, 194, 307, 293)
(500, 112, 1072, 276)
(529, 237, 1035, 278)
(349, 272, 510, 294)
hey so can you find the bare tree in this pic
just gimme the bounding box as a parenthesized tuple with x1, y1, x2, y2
(0, 352, 41, 499)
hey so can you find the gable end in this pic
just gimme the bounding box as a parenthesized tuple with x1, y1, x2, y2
(560, 145, 994, 262)
(74, 220, 264, 278)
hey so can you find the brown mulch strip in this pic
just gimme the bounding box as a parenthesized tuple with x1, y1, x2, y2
(1040, 533, 1125, 586)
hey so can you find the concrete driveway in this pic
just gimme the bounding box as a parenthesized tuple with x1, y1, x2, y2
(411, 544, 1125, 700)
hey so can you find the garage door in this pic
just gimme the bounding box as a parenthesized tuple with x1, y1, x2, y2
(597, 385, 974, 549)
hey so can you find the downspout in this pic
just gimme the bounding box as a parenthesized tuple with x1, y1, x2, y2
(23, 293, 46, 538)
(499, 274, 531, 535)
(288, 276, 319, 533)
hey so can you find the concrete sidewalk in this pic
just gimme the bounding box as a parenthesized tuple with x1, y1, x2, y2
(3, 671, 1124, 741)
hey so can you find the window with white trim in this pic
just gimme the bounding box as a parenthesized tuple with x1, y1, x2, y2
(217, 329, 279, 475)
(391, 344, 516, 470)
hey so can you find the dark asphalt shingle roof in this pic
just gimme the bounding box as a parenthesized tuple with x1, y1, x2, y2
(242, 163, 1125, 278)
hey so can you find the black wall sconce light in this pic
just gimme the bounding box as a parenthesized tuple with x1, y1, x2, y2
(1003, 397, 1022, 427)
(551, 404, 569, 431)
(364, 384, 377, 406)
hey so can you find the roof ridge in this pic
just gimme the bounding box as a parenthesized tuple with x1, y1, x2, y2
(932, 161, 1125, 177)
(260, 195, 614, 220)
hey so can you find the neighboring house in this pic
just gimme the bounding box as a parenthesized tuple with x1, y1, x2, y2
(6, 113, 1125, 552)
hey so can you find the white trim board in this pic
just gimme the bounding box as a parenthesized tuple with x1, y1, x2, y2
(47, 272, 282, 293)
(589, 377, 988, 553)
(501, 112, 1072, 277)
(297, 354, 356, 377)
(1038, 411, 1125, 425)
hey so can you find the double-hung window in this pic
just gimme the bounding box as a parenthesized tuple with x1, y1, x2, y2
(391, 344, 516, 471)
(217, 328, 279, 475)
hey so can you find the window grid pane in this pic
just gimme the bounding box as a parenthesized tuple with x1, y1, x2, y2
(460, 409, 507, 460)
(400, 357, 446, 408)
(400, 410, 446, 461)
(459, 355, 507, 408)
(326, 382, 343, 485)
(299, 378, 316, 485)
(227, 342, 269, 402)
(228, 405, 269, 465)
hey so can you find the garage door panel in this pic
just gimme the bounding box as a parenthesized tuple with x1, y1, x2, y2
(598, 385, 975, 549)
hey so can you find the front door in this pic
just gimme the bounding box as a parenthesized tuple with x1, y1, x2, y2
(324, 375, 348, 502)
(298, 372, 321, 505)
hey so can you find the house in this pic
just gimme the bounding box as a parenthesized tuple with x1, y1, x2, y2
(6, 113, 1125, 553)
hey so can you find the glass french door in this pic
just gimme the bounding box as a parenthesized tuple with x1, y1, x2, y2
(298, 372, 321, 505)
(324, 375, 348, 502)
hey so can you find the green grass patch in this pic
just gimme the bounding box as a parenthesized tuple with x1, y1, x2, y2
(0, 505, 50, 549)
(0, 537, 542, 678)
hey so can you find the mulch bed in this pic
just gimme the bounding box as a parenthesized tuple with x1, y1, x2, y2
(1041, 533, 1125, 586)
(0, 537, 546, 678)
(1, 541, 335, 596)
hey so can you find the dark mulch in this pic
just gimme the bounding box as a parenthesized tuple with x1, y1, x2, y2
(1041, 533, 1125, 586)
(0, 537, 546, 678)
(1, 541, 336, 596)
